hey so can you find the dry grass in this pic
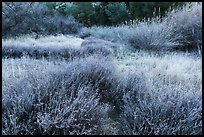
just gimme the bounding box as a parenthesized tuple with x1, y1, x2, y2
(115, 50, 202, 106)
(114, 51, 201, 87)
(3, 34, 84, 49)
(2, 34, 118, 60)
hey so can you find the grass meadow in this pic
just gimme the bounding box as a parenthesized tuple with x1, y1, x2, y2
(2, 2, 202, 135)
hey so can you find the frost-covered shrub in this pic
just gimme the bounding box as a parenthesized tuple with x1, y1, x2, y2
(2, 79, 101, 135)
(81, 44, 113, 57)
(129, 2, 202, 52)
(80, 37, 117, 56)
(51, 56, 120, 104)
(164, 2, 202, 51)
(2, 56, 121, 135)
(117, 72, 202, 135)
(112, 72, 148, 121)
(2, 36, 118, 59)
(81, 37, 117, 49)
(2, 43, 110, 60)
(2, 2, 81, 38)
(128, 20, 177, 51)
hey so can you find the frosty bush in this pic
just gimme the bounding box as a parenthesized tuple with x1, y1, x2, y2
(128, 20, 177, 51)
(2, 2, 81, 38)
(51, 56, 120, 104)
(129, 2, 202, 52)
(81, 37, 117, 49)
(164, 2, 202, 51)
(2, 79, 100, 135)
(80, 37, 117, 56)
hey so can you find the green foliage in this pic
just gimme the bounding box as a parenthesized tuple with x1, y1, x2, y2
(103, 2, 131, 25)
(44, 2, 57, 15)
(71, 2, 96, 27)
(63, 2, 184, 26)
(55, 3, 69, 16)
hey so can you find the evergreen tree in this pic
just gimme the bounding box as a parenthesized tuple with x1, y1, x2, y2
(94, 2, 131, 26)
(105, 2, 131, 25)
(72, 2, 96, 27)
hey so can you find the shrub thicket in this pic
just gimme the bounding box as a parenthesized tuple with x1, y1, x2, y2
(82, 2, 202, 53)
(2, 54, 202, 135)
(2, 56, 121, 135)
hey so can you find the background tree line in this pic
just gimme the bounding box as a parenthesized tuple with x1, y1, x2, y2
(48, 2, 184, 26)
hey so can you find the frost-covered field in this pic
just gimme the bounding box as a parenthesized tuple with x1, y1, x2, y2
(2, 36, 202, 135)
(2, 2, 202, 135)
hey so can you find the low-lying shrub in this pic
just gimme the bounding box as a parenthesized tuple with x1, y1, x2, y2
(81, 37, 117, 49)
(2, 80, 101, 135)
(81, 44, 113, 57)
(2, 43, 81, 60)
(81, 37, 117, 56)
